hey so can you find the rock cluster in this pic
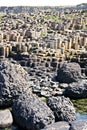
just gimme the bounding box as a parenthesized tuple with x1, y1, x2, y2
(0, 59, 86, 130)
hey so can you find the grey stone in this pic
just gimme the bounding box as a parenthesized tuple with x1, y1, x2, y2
(0, 59, 32, 106)
(40, 90, 51, 97)
(42, 121, 70, 130)
(70, 120, 87, 130)
(59, 83, 69, 89)
(47, 96, 76, 122)
(64, 79, 87, 99)
(12, 93, 55, 130)
(51, 90, 63, 96)
(0, 109, 13, 128)
(57, 62, 82, 83)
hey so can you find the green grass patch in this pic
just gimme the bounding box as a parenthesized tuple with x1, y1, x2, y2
(0, 12, 4, 22)
(41, 97, 47, 103)
(72, 98, 87, 114)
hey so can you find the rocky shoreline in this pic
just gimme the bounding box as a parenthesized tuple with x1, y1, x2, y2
(0, 58, 87, 130)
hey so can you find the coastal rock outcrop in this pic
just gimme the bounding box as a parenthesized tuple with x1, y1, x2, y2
(57, 62, 82, 83)
(0, 59, 32, 106)
(12, 93, 55, 130)
(64, 79, 87, 99)
(47, 96, 76, 122)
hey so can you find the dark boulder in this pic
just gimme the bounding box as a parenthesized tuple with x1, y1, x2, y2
(41, 121, 70, 130)
(12, 93, 55, 130)
(47, 96, 76, 122)
(70, 120, 87, 130)
(57, 62, 82, 83)
(64, 79, 87, 99)
(0, 59, 32, 107)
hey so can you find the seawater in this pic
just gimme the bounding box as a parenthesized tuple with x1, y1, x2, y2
(76, 112, 87, 120)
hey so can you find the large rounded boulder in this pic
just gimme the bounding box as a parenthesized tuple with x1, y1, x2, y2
(64, 79, 87, 99)
(57, 62, 82, 83)
(0, 59, 32, 106)
(47, 96, 76, 122)
(12, 93, 55, 130)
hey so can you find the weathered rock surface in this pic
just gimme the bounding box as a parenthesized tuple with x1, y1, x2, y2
(57, 62, 82, 83)
(0, 59, 32, 106)
(64, 79, 87, 99)
(70, 120, 87, 130)
(41, 121, 70, 130)
(12, 93, 55, 130)
(0, 109, 13, 128)
(47, 96, 76, 122)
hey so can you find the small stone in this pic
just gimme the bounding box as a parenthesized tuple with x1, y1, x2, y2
(59, 83, 69, 89)
(70, 120, 87, 130)
(0, 109, 13, 128)
(41, 121, 70, 130)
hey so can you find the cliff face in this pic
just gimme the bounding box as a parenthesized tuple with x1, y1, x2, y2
(76, 3, 87, 9)
(0, 3, 87, 14)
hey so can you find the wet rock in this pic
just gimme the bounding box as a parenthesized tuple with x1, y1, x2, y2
(12, 93, 55, 130)
(57, 62, 82, 83)
(0, 109, 13, 128)
(47, 96, 76, 122)
(70, 120, 87, 130)
(64, 79, 87, 99)
(0, 59, 32, 106)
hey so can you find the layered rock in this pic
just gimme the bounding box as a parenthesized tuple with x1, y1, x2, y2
(0, 59, 32, 106)
(57, 62, 82, 83)
(12, 93, 55, 130)
(64, 79, 87, 99)
(47, 96, 76, 122)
